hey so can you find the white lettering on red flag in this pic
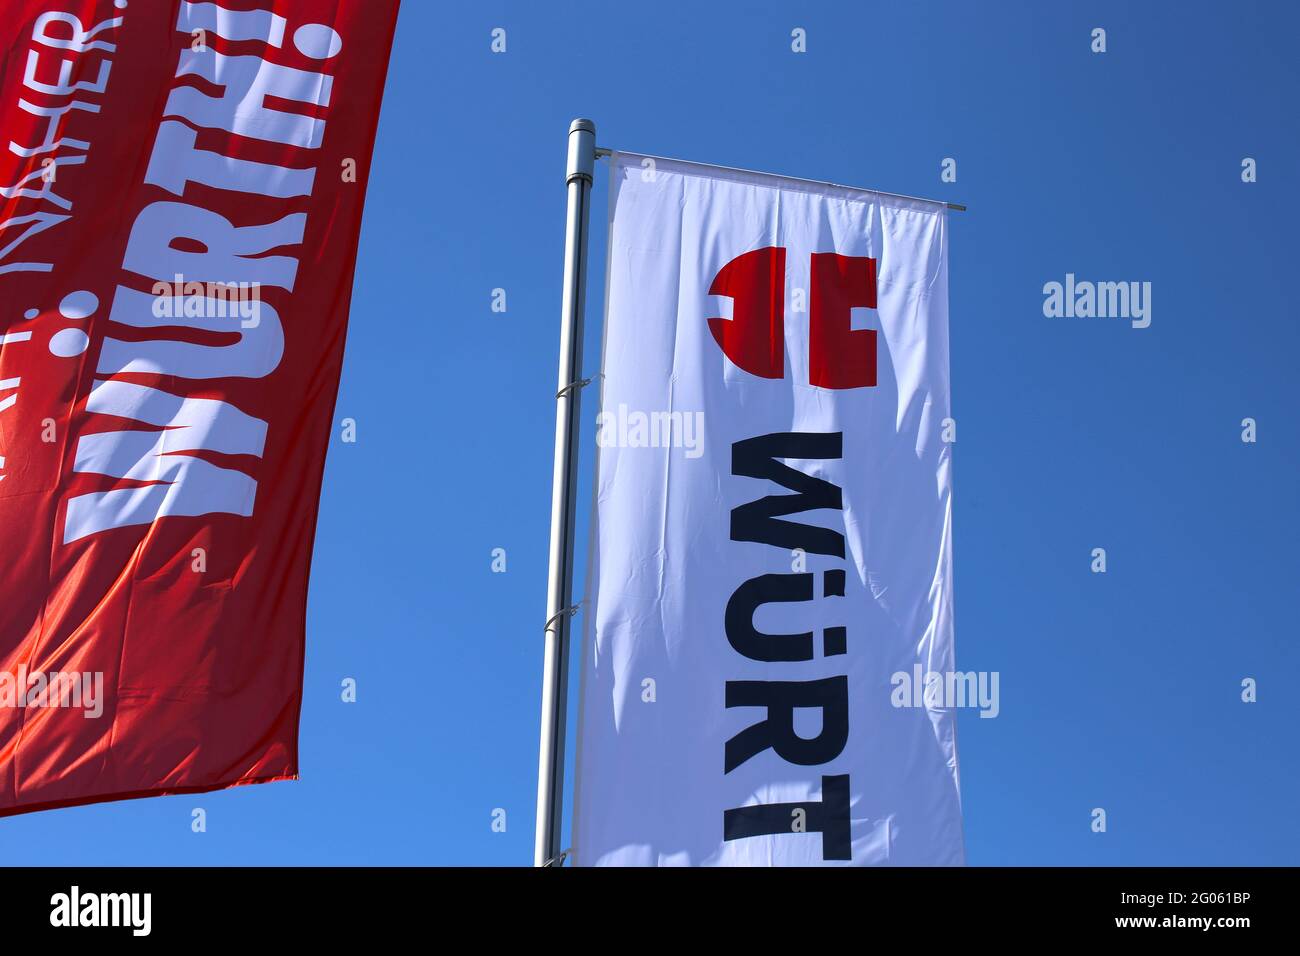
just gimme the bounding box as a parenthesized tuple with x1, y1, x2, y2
(0, 0, 400, 816)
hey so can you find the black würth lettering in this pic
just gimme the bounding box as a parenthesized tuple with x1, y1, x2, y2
(722, 431, 852, 861)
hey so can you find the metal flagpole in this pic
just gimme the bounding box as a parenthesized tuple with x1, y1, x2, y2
(534, 118, 596, 867)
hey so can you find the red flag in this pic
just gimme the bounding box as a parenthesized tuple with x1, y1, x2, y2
(0, 0, 400, 815)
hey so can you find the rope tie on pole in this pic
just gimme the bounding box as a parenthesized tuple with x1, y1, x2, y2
(555, 377, 592, 400)
(544, 604, 581, 635)
(542, 847, 573, 868)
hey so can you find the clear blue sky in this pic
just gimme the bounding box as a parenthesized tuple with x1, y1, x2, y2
(8, 0, 1298, 865)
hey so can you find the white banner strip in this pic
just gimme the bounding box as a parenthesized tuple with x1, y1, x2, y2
(573, 152, 964, 866)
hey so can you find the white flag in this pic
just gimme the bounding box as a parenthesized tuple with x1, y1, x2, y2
(574, 153, 963, 866)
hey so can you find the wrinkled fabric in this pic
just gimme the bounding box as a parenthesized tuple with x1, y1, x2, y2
(0, 0, 399, 816)
(574, 153, 963, 865)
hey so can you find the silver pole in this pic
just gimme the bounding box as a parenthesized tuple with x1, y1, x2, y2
(534, 118, 595, 867)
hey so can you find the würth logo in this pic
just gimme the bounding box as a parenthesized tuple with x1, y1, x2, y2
(707, 247, 879, 389)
